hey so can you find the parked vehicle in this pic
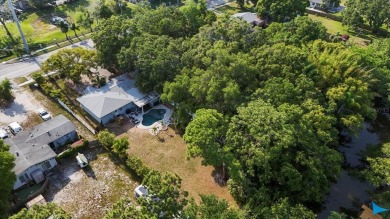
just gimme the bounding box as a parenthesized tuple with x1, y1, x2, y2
(37, 108, 52, 121)
(0, 129, 9, 139)
(8, 122, 22, 135)
(76, 153, 88, 168)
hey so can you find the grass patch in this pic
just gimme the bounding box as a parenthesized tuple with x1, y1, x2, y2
(108, 124, 237, 207)
(308, 14, 374, 46)
(21, 111, 43, 129)
(14, 76, 28, 85)
(215, 2, 253, 15)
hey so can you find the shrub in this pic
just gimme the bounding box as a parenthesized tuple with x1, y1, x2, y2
(57, 140, 89, 159)
(125, 155, 151, 179)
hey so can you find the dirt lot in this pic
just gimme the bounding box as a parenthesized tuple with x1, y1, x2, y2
(0, 85, 43, 127)
(107, 123, 237, 207)
(44, 147, 138, 219)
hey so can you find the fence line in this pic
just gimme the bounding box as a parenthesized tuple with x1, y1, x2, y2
(57, 98, 96, 134)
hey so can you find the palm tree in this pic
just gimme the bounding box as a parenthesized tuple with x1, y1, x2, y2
(59, 21, 69, 40)
(70, 23, 80, 39)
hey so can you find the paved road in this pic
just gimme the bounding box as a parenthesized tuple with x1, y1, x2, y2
(0, 39, 94, 81)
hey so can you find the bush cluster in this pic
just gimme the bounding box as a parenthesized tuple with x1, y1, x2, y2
(57, 140, 89, 159)
(125, 155, 151, 179)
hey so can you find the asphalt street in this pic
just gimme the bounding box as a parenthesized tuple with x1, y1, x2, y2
(0, 39, 94, 82)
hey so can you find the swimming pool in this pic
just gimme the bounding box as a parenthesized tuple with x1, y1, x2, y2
(142, 109, 167, 126)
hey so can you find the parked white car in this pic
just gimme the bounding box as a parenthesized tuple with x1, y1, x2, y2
(8, 122, 22, 135)
(0, 129, 9, 139)
(37, 108, 52, 121)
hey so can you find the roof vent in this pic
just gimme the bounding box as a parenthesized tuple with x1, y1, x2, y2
(47, 131, 51, 136)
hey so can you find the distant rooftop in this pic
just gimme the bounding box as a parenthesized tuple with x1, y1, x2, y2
(232, 12, 264, 25)
(5, 115, 76, 175)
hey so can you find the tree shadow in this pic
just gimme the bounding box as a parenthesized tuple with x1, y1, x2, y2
(211, 166, 228, 187)
(82, 166, 97, 180)
(0, 101, 26, 117)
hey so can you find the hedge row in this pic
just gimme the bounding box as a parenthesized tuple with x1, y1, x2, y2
(125, 155, 152, 179)
(57, 140, 89, 159)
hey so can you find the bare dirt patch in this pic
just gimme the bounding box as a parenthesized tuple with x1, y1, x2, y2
(45, 147, 137, 219)
(0, 85, 43, 126)
(107, 124, 237, 207)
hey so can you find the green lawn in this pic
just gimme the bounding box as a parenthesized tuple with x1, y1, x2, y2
(215, 2, 253, 15)
(308, 14, 376, 46)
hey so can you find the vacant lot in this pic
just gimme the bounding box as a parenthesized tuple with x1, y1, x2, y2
(44, 147, 138, 219)
(108, 123, 237, 207)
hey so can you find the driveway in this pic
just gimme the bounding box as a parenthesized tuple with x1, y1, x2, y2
(44, 147, 137, 218)
(0, 39, 94, 82)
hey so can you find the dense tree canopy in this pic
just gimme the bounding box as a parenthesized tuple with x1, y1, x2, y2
(185, 194, 243, 219)
(117, 35, 183, 93)
(226, 99, 342, 206)
(91, 16, 139, 69)
(364, 143, 390, 186)
(9, 203, 71, 219)
(256, 0, 308, 22)
(342, 0, 390, 33)
(184, 109, 228, 167)
(97, 130, 115, 149)
(91, 5, 390, 216)
(0, 140, 15, 218)
(42, 47, 98, 82)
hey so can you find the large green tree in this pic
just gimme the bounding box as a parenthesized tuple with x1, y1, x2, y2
(256, 0, 308, 22)
(225, 99, 342, 207)
(0, 140, 15, 218)
(266, 16, 327, 45)
(9, 203, 71, 219)
(97, 130, 115, 149)
(256, 198, 316, 219)
(306, 41, 377, 133)
(0, 78, 13, 102)
(112, 137, 129, 158)
(42, 47, 98, 82)
(342, 0, 390, 33)
(184, 195, 243, 219)
(104, 171, 188, 219)
(117, 34, 183, 93)
(184, 109, 228, 167)
(91, 16, 139, 70)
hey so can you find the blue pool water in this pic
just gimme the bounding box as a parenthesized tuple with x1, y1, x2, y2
(142, 109, 166, 126)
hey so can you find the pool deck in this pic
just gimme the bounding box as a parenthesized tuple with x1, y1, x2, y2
(136, 105, 172, 130)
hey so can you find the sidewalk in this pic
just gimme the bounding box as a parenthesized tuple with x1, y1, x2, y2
(18, 71, 57, 87)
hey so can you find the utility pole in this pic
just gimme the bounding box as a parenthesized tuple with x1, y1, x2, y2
(7, 0, 30, 55)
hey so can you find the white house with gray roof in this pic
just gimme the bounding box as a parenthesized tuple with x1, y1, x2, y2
(77, 75, 160, 125)
(5, 115, 77, 190)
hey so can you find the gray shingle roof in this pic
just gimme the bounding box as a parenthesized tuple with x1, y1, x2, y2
(77, 92, 133, 119)
(5, 115, 76, 175)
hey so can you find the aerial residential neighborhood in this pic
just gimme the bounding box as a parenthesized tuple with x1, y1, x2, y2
(0, 0, 389, 218)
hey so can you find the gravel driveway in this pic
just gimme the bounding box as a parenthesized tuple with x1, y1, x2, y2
(44, 147, 137, 219)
